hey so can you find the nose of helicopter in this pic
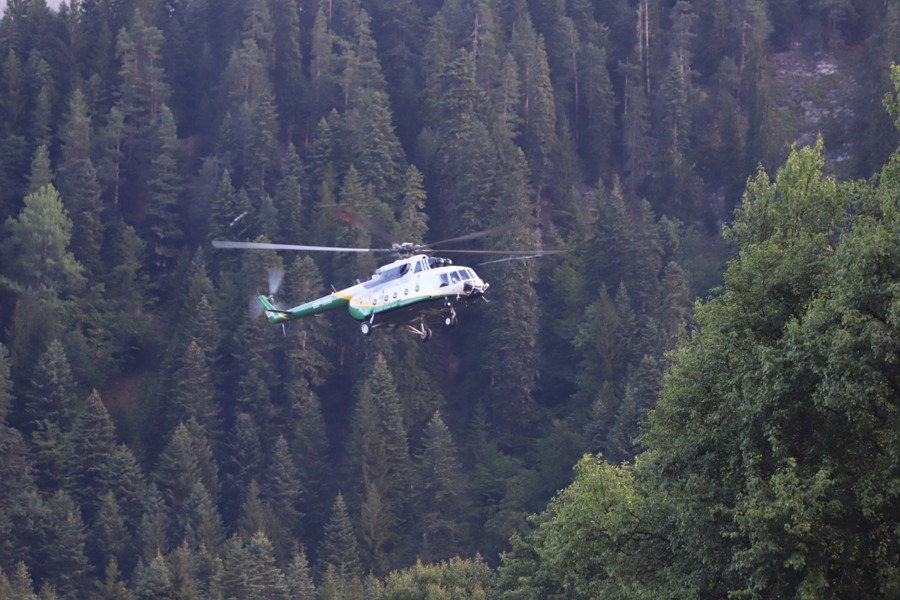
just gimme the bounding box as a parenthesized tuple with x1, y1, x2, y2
(463, 272, 489, 296)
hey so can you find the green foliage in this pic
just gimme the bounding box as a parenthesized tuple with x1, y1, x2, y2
(372, 556, 494, 600)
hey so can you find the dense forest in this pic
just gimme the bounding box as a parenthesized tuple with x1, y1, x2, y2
(0, 0, 898, 597)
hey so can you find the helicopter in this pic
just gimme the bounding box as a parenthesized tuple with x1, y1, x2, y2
(212, 233, 557, 341)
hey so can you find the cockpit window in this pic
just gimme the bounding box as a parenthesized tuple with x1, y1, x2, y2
(414, 260, 423, 273)
(440, 274, 450, 286)
(465, 269, 476, 280)
(449, 271, 461, 284)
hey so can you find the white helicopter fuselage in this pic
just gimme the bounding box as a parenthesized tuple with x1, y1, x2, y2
(344, 254, 489, 323)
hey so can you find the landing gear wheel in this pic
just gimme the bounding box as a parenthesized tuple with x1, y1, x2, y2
(360, 321, 372, 336)
(420, 326, 432, 342)
(443, 314, 458, 327)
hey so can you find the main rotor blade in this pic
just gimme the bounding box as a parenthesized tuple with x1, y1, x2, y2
(431, 248, 563, 256)
(213, 240, 394, 253)
(425, 223, 516, 248)
(478, 254, 555, 265)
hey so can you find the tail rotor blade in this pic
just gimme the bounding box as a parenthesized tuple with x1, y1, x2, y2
(249, 296, 264, 320)
(268, 268, 285, 296)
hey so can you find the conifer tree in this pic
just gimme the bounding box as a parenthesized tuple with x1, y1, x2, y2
(89, 491, 133, 575)
(0, 49, 25, 133)
(282, 255, 334, 393)
(269, 0, 309, 144)
(577, 42, 615, 179)
(265, 435, 303, 539)
(137, 484, 169, 563)
(217, 532, 289, 600)
(56, 88, 104, 276)
(27, 144, 53, 194)
(90, 558, 132, 600)
(39, 490, 92, 598)
(1, 562, 39, 600)
(131, 553, 173, 600)
(183, 417, 221, 502)
(100, 444, 148, 538)
(344, 354, 412, 572)
(154, 422, 203, 532)
(606, 354, 663, 462)
(414, 411, 468, 562)
(285, 547, 317, 600)
(27, 339, 79, 490)
(512, 27, 557, 188)
(95, 107, 126, 207)
(171, 341, 221, 442)
(164, 545, 201, 600)
(236, 479, 275, 542)
(2, 182, 84, 293)
(395, 165, 428, 243)
(273, 145, 305, 241)
(223, 412, 263, 522)
(144, 104, 185, 278)
(289, 387, 331, 542)
(115, 9, 171, 201)
(28, 86, 53, 154)
(318, 493, 361, 581)
(68, 389, 117, 519)
(179, 481, 226, 553)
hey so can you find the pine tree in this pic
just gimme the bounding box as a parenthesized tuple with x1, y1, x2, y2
(606, 354, 663, 462)
(265, 435, 303, 540)
(289, 388, 331, 543)
(100, 444, 148, 538)
(154, 422, 203, 533)
(27, 144, 53, 194)
(90, 558, 132, 600)
(577, 42, 615, 180)
(68, 389, 117, 519)
(171, 341, 221, 442)
(144, 104, 185, 278)
(414, 411, 468, 562)
(2, 183, 85, 295)
(179, 481, 226, 553)
(56, 88, 104, 276)
(40, 490, 92, 599)
(282, 255, 335, 393)
(131, 553, 173, 600)
(344, 354, 412, 573)
(318, 493, 361, 580)
(1, 562, 39, 600)
(269, 0, 309, 144)
(27, 339, 79, 490)
(137, 484, 170, 562)
(183, 417, 221, 502)
(285, 547, 317, 600)
(165, 544, 200, 600)
(217, 532, 289, 600)
(223, 413, 263, 523)
(236, 479, 275, 542)
(89, 491, 133, 575)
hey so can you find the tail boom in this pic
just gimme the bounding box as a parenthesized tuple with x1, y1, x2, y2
(258, 292, 349, 323)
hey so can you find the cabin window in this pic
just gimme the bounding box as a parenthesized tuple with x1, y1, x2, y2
(440, 274, 449, 287)
(414, 260, 423, 273)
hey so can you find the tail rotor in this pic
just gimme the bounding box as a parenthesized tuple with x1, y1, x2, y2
(250, 267, 287, 320)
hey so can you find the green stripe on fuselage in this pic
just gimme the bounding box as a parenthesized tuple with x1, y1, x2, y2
(287, 293, 350, 319)
(348, 292, 445, 321)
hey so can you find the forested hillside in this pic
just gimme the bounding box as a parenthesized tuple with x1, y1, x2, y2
(0, 0, 898, 598)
